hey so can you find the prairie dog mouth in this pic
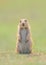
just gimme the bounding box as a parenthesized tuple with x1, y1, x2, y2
(22, 23, 25, 26)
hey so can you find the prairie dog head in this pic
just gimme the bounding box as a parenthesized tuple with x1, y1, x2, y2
(19, 19, 29, 29)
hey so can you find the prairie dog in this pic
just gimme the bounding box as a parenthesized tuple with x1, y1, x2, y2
(16, 19, 33, 54)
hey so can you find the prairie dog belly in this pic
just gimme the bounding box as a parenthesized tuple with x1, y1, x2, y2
(20, 29, 27, 43)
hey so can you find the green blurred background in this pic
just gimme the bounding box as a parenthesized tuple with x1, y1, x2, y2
(0, 0, 46, 65)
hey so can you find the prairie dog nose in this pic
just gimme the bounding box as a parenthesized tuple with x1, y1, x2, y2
(22, 23, 25, 26)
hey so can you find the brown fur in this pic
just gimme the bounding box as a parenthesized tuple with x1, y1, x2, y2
(16, 19, 33, 54)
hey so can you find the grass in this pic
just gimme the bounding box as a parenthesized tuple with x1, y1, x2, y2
(0, 0, 46, 65)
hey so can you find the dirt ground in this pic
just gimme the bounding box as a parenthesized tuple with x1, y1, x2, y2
(0, 51, 46, 65)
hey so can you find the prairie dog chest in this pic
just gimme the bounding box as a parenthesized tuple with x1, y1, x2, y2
(20, 29, 27, 42)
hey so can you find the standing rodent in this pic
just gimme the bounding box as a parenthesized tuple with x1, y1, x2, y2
(16, 19, 33, 54)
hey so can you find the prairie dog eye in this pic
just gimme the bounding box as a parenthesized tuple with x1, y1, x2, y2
(24, 19, 27, 22)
